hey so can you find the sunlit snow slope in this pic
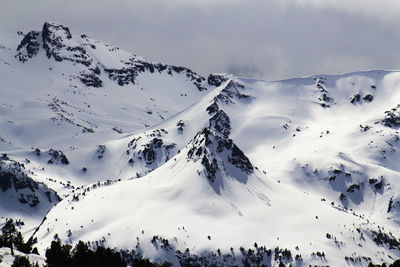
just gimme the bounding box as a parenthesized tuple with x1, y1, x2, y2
(1, 22, 400, 266)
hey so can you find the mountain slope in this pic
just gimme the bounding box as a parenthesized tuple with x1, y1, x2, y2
(0, 21, 215, 240)
(0, 22, 213, 151)
(0, 22, 400, 266)
(34, 75, 400, 266)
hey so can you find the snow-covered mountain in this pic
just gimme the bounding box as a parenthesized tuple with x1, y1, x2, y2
(1, 22, 400, 266)
(0, 21, 214, 233)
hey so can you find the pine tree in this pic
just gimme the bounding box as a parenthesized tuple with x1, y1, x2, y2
(45, 239, 72, 267)
(2, 219, 19, 255)
(11, 256, 32, 267)
(71, 241, 94, 267)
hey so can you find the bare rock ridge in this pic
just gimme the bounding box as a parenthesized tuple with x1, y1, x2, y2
(15, 21, 213, 90)
(186, 79, 253, 190)
(0, 154, 60, 210)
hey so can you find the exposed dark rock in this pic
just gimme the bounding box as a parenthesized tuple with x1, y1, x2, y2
(210, 110, 231, 138)
(351, 94, 361, 104)
(15, 31, 41, 62)
(363, 94, 374, 102)
(333, 169, 342, 175)
(15, 22, 208, 90)
(321, 93, 333, 103)
(347, 184, 360, 193)
(360, 125, 371, 132)
(375, 180, 383, 190)
(0, 159, 60, 207)
(187, 107, 253, 183)
(47, 149, 69, 165)
(16, 24, 102, 87)
(229, 144, 253, 174)
(128, 137, 142, 149)
(96, 145, 106, 159)
(369, 177, 384, 191)
(207, 74, 229, 87)
(215, 80, 250, 104)
(369, 178, 378, 184)
(105, 60, 207, 90)
(201, 155, 219, 182)
(127, 131, 176, 168)
(104, 68, 138, 86)
(177, 120, 185, 134)
(112, 126, 123, 134)
(142, 138, 163, 165)
(380, 105, 400, 128)
(388, 196, 394, 213)
(206, 102, 219, 115)
(42, 22, 92, 67)
(320, 103, 330, 108)
(79, 71, 103, 87)
(371, 229, 400, 250)
(315, 78, 334, 108)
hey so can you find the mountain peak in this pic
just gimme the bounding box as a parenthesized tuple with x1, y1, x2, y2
(42, 21, 72, 40)
(187, 107, 253, 187)
(41, 22, 92, 67)
(14, 22, 213, 91)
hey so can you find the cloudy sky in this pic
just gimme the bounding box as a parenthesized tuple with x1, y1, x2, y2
(2, 0, 400, 80)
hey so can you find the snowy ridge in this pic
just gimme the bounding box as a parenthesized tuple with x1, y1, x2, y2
(0, 22, 400, 266)
(0, 21, 214, 151)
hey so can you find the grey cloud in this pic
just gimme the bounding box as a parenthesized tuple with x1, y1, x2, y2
(228, 64, 265, 79)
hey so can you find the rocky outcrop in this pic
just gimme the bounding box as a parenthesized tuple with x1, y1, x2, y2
(0, 156, 60, 208)
(42, 22, 92, 67)
(215, 80, 250, 104)
(314, 77, 334, 108)
(187, 109, 253, 183)
(15, 22, 211, 91)
(379, 104, 400, 128)
(207, 73, 230, 87)
(127, 129, 177, 175)
(15, 31, 41, 62)
(105, 62, 207, 91)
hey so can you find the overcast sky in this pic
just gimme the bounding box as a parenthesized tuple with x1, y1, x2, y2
(2, 0, 400, 80)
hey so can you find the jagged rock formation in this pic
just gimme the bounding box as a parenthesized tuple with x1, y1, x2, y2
(15, 22, 210, 91)
(42, 22, 91, 66)
(126, 129, 177, 177)
(380, 104, 400, 128)
(207, 73, 230, 87)
(0, 155, 60, 208)
(187, 81, 253, 185)
(15, 31, 41, 62)
(315, 77, 334, 108)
